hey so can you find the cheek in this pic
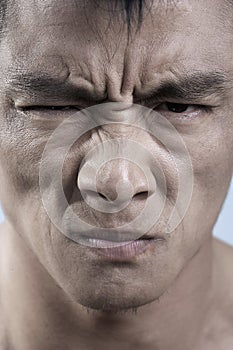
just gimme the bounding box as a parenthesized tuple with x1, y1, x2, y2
(0, 114, 61, 262)
(179, 116, 233, 243)
(192, 124, 233, 202)
(0, 129, 43, 196)
(0, 103, 68, 193)
(0, 108, 56, 227)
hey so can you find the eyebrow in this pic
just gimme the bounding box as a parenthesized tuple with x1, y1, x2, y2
(8, 72, 106, 102)
(135, 71, 231, 103)
(8, 70, 231, 104)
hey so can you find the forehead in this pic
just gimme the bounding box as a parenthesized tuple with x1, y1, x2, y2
(2, 0, 233, 94)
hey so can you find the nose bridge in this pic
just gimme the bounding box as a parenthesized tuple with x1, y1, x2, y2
(77, 116, 157, 209)
(92, 101, 144, 128)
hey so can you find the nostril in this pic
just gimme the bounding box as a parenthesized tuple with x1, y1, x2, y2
(81, 190, 109, 201)
(132, 191, 149, 200)
(98, 192, 108, 201)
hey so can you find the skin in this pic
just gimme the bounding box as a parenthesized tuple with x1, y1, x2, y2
(0, 0, 233, 349)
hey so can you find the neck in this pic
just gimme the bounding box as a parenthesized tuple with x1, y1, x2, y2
(1, 221, 214, 350)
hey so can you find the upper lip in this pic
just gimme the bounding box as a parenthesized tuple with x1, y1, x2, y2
(73, 229, 163, 243)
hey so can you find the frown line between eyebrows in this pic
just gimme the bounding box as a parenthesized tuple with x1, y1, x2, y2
(7, 69, 232, 106)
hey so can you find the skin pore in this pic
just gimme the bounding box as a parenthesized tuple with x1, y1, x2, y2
(0, 0, 233, 349)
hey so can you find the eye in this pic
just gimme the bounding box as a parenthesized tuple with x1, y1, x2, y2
(156, 102, 199, 114)
(18, 105, 82, 118)
(20, 105, 82, 113)
(23, 105, 82, 111)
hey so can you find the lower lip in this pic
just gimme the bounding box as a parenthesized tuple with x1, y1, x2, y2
(84, 238, 163, 260)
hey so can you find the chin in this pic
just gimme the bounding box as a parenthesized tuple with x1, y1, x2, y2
(76, 294, 157, 313)
(65, 279, 166, 314)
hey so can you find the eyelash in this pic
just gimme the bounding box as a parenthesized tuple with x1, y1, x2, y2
(154, 102, 211, 116)
(21, 105, 81, 112)
(19, 102, 212, 121)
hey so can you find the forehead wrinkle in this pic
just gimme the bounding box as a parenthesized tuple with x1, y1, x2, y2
(150, 0, 189, 13)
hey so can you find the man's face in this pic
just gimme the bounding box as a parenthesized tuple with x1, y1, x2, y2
(0, 0, 233, 311)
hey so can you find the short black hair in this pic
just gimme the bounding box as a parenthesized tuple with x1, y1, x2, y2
(122, 0, 144, 31)
(0, 0, 145, 38)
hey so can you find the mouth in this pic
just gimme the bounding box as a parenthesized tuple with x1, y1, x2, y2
(76, 229, 161, 243)
(75, 231, 164, 261)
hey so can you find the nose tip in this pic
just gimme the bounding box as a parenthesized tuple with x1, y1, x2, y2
(97, 178, 149, 203)
(78, 159, 152, 209)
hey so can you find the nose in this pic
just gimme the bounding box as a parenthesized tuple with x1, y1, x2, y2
(78, 159, 152, 211)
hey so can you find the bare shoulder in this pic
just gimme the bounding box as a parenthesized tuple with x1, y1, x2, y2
(212, 238, 233, 331)
(0, 222, 4, 347)
(195, 238, 233, 350)
(214, 235, 233, 255)
(0, 220, 7, 241)
(213, 237, 233, 276)
(0, 220, 7, 268)
(213, 237, 233, 298)
(0, 221, 10, 350)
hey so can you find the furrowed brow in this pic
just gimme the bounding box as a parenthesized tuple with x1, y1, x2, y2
(8, 70, 231, 105)
(137, 72, 231, 103)
(8, 72, 105, 102)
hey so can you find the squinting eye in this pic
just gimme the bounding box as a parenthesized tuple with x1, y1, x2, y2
(156, 102, 198, 114)
(19, 105, 83, 118)
(24, 105, 82, 111)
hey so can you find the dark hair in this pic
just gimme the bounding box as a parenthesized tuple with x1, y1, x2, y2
(0, 0, 144, 37)
(121, 0, 144, 31)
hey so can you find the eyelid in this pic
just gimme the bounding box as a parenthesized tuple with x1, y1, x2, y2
(20, 105, 82, 110)
(156, 102, 209, 112)
(16, 105, 84, 117)
(151, 102, 215, 123)
(140, 94, 221, 108)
